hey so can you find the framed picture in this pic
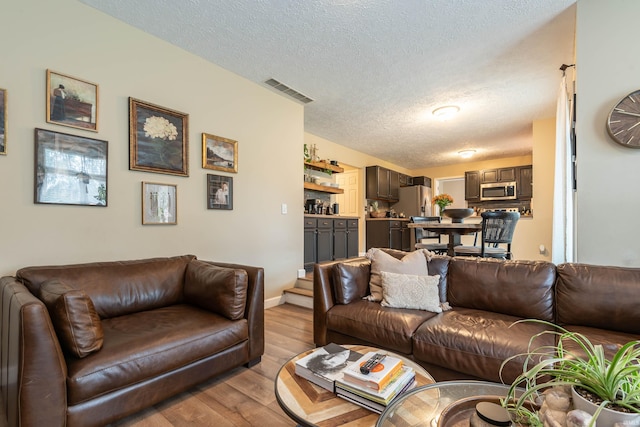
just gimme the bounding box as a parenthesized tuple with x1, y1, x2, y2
(34, 128, 108, 206)
(46, 70, 98, 132)
(202, 132, 238, 173)
(142, 182, 177, 224)
(0, 88, 6, 155)
(129, 97, 189, 177)
(207, 174, 233, 210)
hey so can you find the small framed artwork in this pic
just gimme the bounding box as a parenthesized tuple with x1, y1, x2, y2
(142, 182, 177, 224)
(46, 70, 98, 132)
(202, 132, 238, 173)
(129, 97, 189, 177)
(34, 128, 108, 206)
(0, 88, 6, 155)
(207, 174, 233, 210)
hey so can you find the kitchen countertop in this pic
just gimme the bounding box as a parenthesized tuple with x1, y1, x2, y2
(304, 214, 360, 219)
(366, 217, 410, 221)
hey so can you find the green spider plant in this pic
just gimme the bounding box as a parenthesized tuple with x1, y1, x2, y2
(500, 319, 640, 426)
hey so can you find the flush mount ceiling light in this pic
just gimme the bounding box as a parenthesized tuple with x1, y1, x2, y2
(432, 105, 460, 120)
(458, 149, 476, 158)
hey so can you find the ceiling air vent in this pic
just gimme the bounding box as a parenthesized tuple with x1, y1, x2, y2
(264, 78, 314, 104)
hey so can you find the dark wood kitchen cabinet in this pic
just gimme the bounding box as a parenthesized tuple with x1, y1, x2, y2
(304, 216, 359, 271)
(481, 167, 516, 183)
(517, 165, 533, 200)
(334, 218, 359, 260)
(366, 219, 408, 251)
(366, 166, 400, 202)
(465, 171, 481, 201)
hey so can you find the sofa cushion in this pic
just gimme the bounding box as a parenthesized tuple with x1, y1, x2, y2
(326, 299, 437, 354)
(17, 255, 196, 319)
(365, 248, 430, 302)
(557, 325, 640, 360)
(39, 279, 104, 358)
(447, 258, 556, 321)
(332, 259, 371, 304)
(184, 260, 247, 320)
(412, 307, 556, 383)
(380, 271, 442, 313)
(65, 304, 248, 405)
(556, 263, 640, 334)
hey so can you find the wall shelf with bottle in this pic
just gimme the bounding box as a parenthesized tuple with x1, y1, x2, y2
(303, 182, 344, 194)
(304, 160, 344, 174)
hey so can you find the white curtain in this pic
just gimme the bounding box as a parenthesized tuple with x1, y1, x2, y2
(551, 76, 574, 264)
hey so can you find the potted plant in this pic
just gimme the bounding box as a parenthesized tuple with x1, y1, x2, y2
(501, 319, 640, 426)
(432, 193, 453, 217)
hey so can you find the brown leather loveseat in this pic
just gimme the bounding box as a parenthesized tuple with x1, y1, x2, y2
(314, 249, 640, 384)
(0, 255, 264, 427)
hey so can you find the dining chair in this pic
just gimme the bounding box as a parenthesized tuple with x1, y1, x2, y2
(410, 216, 448, 255)
(453, 211, 520, 259)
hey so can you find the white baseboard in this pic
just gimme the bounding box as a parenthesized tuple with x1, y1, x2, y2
(265, 295, 285, 309)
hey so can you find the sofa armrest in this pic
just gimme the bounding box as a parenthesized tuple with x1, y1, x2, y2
(314, 258, 368, 346)
(197, 262, 264, 363)
(1, 277, 67, 427)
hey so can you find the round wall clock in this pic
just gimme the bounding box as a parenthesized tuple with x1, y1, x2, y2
(607, 89, 640, 148)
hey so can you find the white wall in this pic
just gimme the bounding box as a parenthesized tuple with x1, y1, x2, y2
(0, 0, 304, 300)
(575, 0, 640, 266)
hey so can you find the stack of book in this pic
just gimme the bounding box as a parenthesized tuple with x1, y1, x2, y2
(294, 343, 363, 392)
(335, 351, 416, 413)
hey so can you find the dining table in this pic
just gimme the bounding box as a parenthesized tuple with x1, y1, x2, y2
(407, 221, 482, 256)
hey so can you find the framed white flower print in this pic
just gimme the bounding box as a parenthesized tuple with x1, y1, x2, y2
(129, 98, 188, 176)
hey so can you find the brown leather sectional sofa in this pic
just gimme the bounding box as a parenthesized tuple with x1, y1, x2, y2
(314, 250, 640, 384)
(0, 255, 264, 427)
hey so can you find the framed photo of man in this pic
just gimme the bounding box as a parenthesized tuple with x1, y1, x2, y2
(207, 174, 233, 210)
(46, 70, 98, 132)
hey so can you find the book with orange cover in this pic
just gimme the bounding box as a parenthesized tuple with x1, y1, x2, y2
(341, 351, 403, 391)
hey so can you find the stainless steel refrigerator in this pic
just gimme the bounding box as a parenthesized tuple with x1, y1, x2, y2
(392, 186, 433, 249)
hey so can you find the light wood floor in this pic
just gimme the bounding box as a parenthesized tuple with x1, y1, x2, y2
(0, 304, 314, 427)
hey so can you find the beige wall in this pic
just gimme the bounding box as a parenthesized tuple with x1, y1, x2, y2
(0, 0, 304, 301)
(575, 0, 640, 266)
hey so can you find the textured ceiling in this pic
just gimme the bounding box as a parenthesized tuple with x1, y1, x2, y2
(80, 0, 576, 169)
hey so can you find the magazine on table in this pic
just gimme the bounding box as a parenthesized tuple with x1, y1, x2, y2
(336, 371, 416, 414)
(294, 343, 363, 392)
(341, 351, 404, 391)
(336, 365, 416, 405)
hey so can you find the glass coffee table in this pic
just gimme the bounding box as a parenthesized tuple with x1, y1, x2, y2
(275, 345, 435, 427)
(376, 380, 518, 427)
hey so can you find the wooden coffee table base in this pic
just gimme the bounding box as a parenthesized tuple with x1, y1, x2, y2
(274, 345, 435, 427)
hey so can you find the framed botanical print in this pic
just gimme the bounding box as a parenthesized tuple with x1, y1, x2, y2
(207, 174, 233, 210)
(34, 128, 108, 206)
(129, 97, 189, 177)
(46, 70, 98, 132)
(142, 182, 177, 224)
(0, 88, 6, 155)
(202, 132, 238, 173)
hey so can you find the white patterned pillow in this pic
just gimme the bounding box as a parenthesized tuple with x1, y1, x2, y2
(364, 248, 430, 302)
(379, 271, 442, 313)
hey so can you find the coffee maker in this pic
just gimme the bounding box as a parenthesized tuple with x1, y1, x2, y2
(305, 199, 319, 214)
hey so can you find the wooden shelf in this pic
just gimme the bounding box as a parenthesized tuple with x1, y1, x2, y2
(304, 161, 344, 174)
(304, 182, 344, 194)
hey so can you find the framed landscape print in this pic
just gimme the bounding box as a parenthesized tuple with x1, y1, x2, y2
(129, 98, 189, 177)
(0, 88, 6, 155)
(207, 174, 233, 210)
(34, 128, 108, 206)
(142, 182, 177, 224)
(46, 70, 98, 132)
(202, 132, 237, 173)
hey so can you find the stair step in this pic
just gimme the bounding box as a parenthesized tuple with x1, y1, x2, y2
(283, 287, 313, 309)
(295, 276, 313, 290)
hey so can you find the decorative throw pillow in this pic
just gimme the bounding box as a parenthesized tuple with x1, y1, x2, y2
(364, 248, 430, 302)
(39, 279, 104, 358)
(332, 259, 371, 304)
(380, 271, 442, 312)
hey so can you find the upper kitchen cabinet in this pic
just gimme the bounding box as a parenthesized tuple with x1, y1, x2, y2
(516, 165, 533, 200)
(399, 173, 413, 187)
(465, 171, 481, 201)
(481, 167, 516, 183)
(411, 176, 432, 188)
(366, 166, 400, 202)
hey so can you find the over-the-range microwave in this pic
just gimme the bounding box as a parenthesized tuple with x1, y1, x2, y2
(480, 181, 517, 201)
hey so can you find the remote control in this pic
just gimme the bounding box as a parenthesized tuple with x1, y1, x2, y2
(360, 353, 386, 375)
